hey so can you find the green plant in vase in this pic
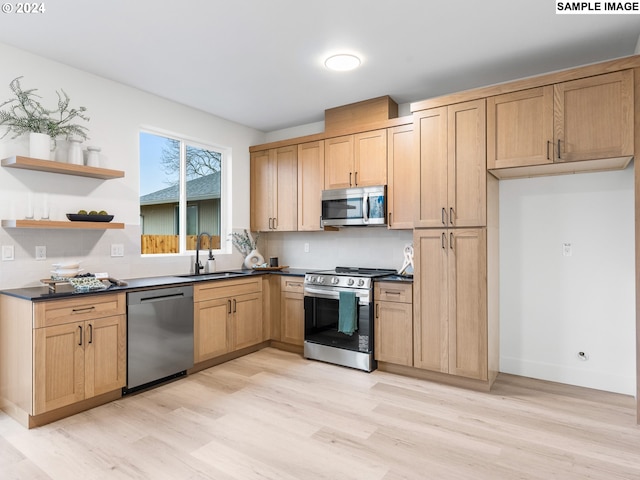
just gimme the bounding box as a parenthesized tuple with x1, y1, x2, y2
(0, 76, 89, 159)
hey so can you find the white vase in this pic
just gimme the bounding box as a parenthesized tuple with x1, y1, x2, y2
(29, 132, 52, 160)
(244, 249, 264, 269)
(67, 138, 83, 165)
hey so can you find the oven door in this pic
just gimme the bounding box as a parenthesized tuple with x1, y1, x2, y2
(303, 286, 372, 353)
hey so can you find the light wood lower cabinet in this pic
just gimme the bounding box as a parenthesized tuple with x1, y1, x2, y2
(0, 292, 126, 426)
(280, 276, 304, 346)
(374, 282, 413, 366)
(413, 228, 490, 382)
(194, 277, 263, 363)
(34, 314, 126, 415)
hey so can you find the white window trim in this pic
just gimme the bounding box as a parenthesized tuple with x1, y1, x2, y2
(139, 126, 231, 256)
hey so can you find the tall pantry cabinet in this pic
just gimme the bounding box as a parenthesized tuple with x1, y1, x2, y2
(412, 98, 498, 387)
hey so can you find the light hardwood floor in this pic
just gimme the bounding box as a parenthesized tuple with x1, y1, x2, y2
(1, 347, 639, 479)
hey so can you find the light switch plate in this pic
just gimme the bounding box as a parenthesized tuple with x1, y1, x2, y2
(2, 245, 14, 261)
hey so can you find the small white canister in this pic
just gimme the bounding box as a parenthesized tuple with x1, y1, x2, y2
(86, 146, 101, 167)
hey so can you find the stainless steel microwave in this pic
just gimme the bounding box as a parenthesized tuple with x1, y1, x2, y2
(321, 185, 386, 227)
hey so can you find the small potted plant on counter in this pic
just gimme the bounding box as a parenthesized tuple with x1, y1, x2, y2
(0, 76, 90, 160)
(229, 229, 264, 269)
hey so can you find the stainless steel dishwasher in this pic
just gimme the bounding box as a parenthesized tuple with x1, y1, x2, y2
(125, 285, 194, 393)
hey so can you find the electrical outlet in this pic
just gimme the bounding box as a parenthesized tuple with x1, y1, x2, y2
(562, 243, 572, 257)
(304, 242, 310, 253)
(111, 244, 124, 257)
(35, 245, 46, 260)
(2, 245, 14, 261)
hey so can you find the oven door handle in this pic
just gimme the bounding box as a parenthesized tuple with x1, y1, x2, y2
(304, 286, 369, 305)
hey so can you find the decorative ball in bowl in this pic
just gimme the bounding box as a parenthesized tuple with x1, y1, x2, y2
(67, 210, 114, 222)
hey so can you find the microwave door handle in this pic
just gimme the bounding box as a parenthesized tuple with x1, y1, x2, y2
(363, 193, 369, 223)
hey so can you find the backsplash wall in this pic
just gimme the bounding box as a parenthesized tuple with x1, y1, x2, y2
(262, 228, 413, 271)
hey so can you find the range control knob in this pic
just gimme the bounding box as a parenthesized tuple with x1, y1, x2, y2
(347, 278, 355, 286)
(317, 276, 325, 284)
(331, 277, 339, 285)
(309, 276, 316, 283)
(358, 279, 365, 287)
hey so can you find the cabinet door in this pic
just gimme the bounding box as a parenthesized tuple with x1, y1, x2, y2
(413, 229, 448, 372)
(554, 70, 634, 163)
(297, 141, 325, 231)
(232, 292, 263, 350)
(414, 108, 448, 228)
(448, 99, 486, 227)
(34, 322, 85, 414)
(274, 146, 298, 231)
(448, 229, 487, 381)
(250, 150, 274, 231)
(374, 300, 413, 366)
(487, 86, 553, 169)
(280, 291, 304, 346)
(354, 129, 387, 187)
(325, 135, 354, 189)
(194, 297, 231, 362)
(85, 315, 126, 398)
(387, 125, 415, 229)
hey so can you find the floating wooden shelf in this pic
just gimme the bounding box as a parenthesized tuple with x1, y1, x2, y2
(1, 156, 125, 180)
(1, 220, 125, 230)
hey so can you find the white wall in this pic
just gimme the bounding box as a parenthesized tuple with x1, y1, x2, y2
(263, 228, 413, 271)
(0, 43, 265, 289)
(499, 164, 636, 395)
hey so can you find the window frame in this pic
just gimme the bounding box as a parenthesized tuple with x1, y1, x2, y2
(139, 127, 231, 257)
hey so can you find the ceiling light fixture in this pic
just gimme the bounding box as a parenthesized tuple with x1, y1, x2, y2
(324, 54, 361, 72)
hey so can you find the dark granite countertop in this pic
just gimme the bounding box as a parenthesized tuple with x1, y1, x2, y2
(0, 268, 309, 302)
(377, 274, 414, 283)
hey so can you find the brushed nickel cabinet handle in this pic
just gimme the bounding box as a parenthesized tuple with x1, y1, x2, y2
(273, 217, 278, 230)
(78, 325, 83, 346)
(441, 232, 446, 249)
(388, 212, 392, 226)
(547, 140, 551, 160)
(354, 171, 358, 186)
(233, 299, 237, 313)
(375, 303, 379, 319)
(449, 207, 454, 226)
(227, 299, 232, 314)
(450, 232, 454, 250)
(88, 324, 93, 344)
(442, 208, 446, 225)
(349, 172, 352, 187)
(557, 139, 561, 160)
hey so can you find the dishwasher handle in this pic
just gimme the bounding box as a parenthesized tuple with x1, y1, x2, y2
(139, 292, 187, 303)
(127, 286, 193, 306)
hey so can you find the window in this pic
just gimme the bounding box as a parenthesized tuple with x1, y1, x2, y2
(139, 131, 227, 255)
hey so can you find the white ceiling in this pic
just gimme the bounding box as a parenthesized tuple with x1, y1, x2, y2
(1, 1, 639, 132)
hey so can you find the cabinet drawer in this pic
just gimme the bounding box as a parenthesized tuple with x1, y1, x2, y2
(281, 276, 304, 293)
(34, 293, 126, 328)
(375, 282, 412, 303)
(195, 276, 262, 302)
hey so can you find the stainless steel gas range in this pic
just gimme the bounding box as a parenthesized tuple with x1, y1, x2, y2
(303, 266, 396, 372)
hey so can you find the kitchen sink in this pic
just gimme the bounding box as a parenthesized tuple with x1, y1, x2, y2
(174, 271, 249, 281)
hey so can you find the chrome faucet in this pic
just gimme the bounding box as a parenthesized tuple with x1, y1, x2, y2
(195, 232, 213, 275)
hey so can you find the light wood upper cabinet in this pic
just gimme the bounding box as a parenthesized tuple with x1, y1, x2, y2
(487, 86, 554, 169)
(555, 70, 633, 163)
(324, 129, 387, 189)
(374, 282, 413, 366)
(297, 141, 325, 231)
(387, 125, 415, 229)
(414, 100, 486, 228)
(413, 228, 487, 381)
(33, 294, 126, 415)
(487, 70, 633, 171)
(250, 146, 297, 232)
